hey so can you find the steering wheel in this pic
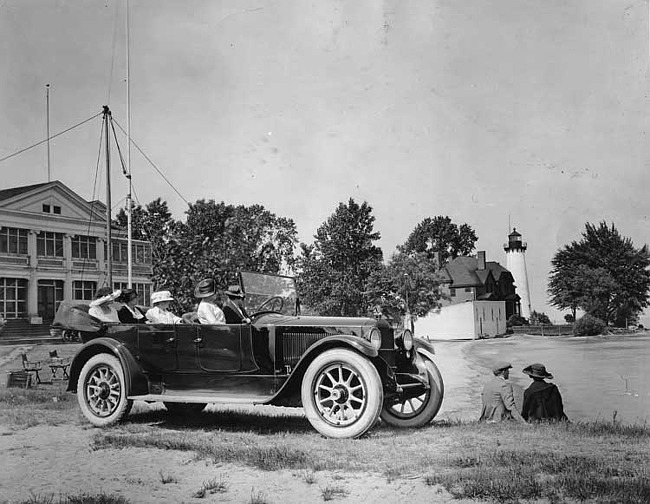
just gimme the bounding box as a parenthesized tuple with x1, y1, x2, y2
(257, 296, 284, 313)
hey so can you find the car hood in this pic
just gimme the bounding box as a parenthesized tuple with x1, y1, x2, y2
(253, 313, 381, 328)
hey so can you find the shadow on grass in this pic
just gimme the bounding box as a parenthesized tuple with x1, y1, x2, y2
(124, 406, 315, 435)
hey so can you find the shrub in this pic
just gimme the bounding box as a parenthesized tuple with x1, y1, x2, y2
(564, 314, 575, 323)
(507, 314, 528, 327)
(530, 311, 552, 325)
(573, 314, 605, 336)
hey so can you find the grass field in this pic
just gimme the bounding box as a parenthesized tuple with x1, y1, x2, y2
(2, 383, 649, 504)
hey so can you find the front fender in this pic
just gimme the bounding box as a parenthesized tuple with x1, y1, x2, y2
(413, 337, 436, 362)
(268, 335, 383, 406)
(66, 337, 148, 396)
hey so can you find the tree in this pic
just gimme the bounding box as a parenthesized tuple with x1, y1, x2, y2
(118, 199, 297, 312)
(548, 221, 650, 326)
(399, 216, 477, 265)
(296, 198, 383, 316)
(366, 252, 443, 329)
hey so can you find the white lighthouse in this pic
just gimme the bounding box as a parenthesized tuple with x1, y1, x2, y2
(504, 228, 532, 319)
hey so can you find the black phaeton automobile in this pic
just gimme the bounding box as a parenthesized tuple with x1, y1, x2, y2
(55, 272, 444, 438)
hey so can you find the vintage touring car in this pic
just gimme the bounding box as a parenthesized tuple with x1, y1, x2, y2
(54, 272, 444, 438)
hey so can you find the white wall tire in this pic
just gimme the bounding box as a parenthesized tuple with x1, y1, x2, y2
(380, 356, 444, 428)
(301, 348, 383, 439)
(77, 353, 131, 427)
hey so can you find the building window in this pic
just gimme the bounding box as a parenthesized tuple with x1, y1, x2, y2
(53, 206, 61, 214)
(42, 204, 50, 213)
(0, 227, 28, 255)
(465, 287, 472, 293)
(0, 277, 28, 319)
(133, 243, 152, 264)
(73, 280, 96, 301)
(114, 282, 152, 306)
(449, 287, 456, 297)
(37, 232, 64, 257)
(71, 235, 97, 259)
(106, 241, 152, 265)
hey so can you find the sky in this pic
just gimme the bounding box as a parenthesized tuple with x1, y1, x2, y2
(1, 0, 648, 323)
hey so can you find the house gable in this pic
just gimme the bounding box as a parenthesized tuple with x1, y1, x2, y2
(0, 180, 106, 223)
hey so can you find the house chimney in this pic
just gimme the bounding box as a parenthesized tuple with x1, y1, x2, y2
(477, 251, 486, 270)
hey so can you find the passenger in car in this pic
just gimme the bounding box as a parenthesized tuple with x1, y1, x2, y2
(117, 288, 146, 324)
(88, 287, 122, 323)
(194, 278, 226, 325)
(222, 285, 251, 324)
(146, 290, 183, 324)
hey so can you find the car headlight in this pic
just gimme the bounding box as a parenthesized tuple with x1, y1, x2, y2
(369, 327, 382, 350)
(401, 329, 414, 351)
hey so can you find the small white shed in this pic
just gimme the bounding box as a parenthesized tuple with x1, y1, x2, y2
(414, 300, 506, 340)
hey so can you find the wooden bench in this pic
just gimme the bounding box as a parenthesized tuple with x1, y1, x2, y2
(48, 350, 71, 380)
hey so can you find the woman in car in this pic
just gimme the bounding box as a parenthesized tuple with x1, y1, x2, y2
(146, 290, 183, 324)
(117, 289, 146, 324)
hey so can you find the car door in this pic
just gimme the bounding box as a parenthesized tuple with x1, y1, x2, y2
(196, 323, 243, 372)
(136, 324, 177, 372)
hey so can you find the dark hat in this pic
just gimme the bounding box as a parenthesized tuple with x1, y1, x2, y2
(523, 363, 553, 379)
(117, 288, 139, 303)
(225, 285, 245, 298)
(491, 361, 513, 374)
(194, 278, 216, 298)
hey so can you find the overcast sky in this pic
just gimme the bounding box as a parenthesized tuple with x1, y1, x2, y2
(1, 0, 648, 322)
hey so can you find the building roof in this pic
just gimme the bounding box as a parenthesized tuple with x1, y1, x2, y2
(0, 182, 51, 202)
(443, 255, 513, 288)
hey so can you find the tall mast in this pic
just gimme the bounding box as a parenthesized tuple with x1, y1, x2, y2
(46, 84, 51, 182)
(126, 0, 133, 287)
(103, 105, 113, 288)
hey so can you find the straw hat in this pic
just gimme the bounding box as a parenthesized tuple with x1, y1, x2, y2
(90, 289, 121, 307)
(151, 290, 174, 305)
(523, 363, 554, 379)
(194, 279, 216, 299)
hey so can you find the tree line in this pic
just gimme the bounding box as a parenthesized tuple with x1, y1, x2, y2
(115, 198, 650, 330)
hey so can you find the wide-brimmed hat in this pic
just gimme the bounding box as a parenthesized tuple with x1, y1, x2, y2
(194, 278, 216, 298)
(151, 290, 174, 305)
(225, 285, 245, 298)
(117, 288, 139, 303)
(90, 289, 121, 307)
(523, 363, 553, 379)
(491, 361, 513, 374)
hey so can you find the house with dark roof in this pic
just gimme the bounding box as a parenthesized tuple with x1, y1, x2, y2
(0, 181, 152, 326)
(415, 251, 521, 340)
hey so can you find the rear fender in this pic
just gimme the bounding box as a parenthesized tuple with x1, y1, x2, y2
(66, 338, 148, 396)
(269, 335, 394, 407)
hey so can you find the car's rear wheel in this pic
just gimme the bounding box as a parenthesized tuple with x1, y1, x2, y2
(77, 354, 132, 427)
(164, 402, 207, 415)
(380, 355, 444, 428)
(301, 348, 383, 439)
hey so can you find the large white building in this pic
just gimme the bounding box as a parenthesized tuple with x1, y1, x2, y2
(0, 181, 152, 325)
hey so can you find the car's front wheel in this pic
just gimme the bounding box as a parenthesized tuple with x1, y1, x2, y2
(301, 348, 383, 439)
(77, 353, 132, 427)
(380, 354, 444, 428)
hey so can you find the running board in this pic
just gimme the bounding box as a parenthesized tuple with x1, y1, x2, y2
(128, 393, 272, 405)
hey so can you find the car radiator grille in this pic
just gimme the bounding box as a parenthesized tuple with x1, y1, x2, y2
(281, 331, 327, 367)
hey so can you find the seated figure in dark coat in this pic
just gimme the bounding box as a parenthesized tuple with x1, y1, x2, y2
(222, 285, 251, 324)
(521, 363, 568, 422)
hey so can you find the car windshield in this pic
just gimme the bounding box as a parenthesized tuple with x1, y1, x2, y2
(240, 272, 298, 316)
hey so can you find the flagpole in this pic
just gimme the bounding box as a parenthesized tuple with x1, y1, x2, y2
(126, 0, 133, 287)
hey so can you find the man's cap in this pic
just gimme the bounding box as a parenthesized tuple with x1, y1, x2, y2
(491, 361, 513, 374)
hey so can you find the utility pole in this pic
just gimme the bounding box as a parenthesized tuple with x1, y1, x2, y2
(46, 84, 51, 182)
(103, 106, 113, 288)
(126, 0, 133, 287)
